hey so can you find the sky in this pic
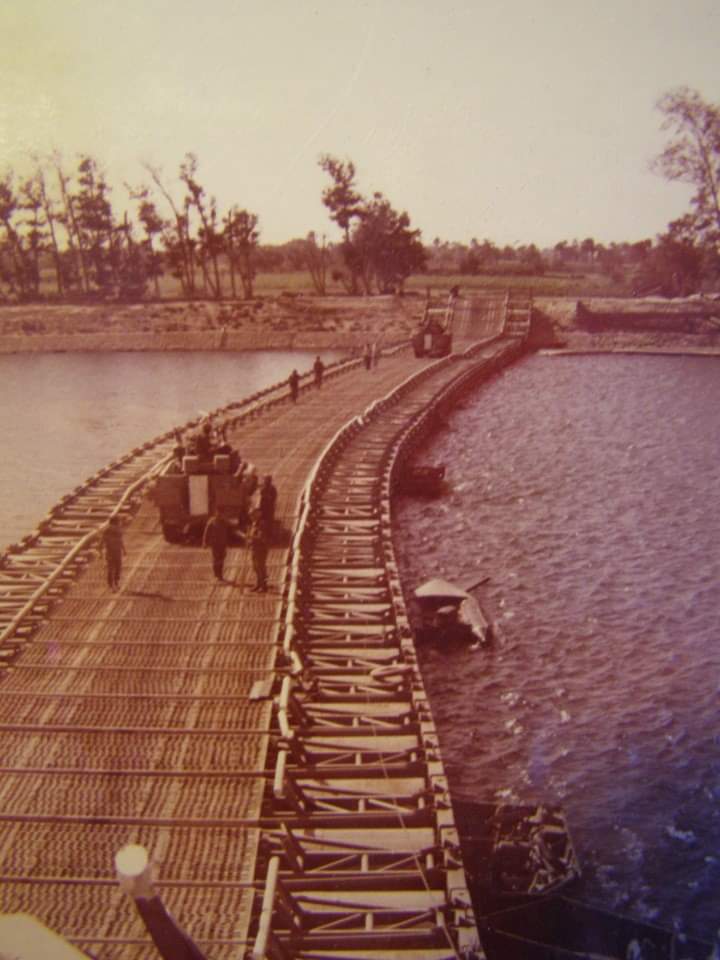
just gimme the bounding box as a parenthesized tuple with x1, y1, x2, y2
(1, 0, 718, 249)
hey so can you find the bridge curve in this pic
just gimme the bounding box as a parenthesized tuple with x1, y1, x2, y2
(0, 305, 527, 960)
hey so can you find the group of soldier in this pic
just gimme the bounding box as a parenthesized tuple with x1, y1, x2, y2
(100, 420, 278, 593)
(202, 473, 276, 591)
(187, 420, 276, 590)
(101, 355, 340, 593)
(288, 355, 325, 402)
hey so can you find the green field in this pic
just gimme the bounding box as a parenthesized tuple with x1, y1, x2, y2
(155, 269, 624, 301)
(32, 263, 625, 303)
(404, 271, 624, 298)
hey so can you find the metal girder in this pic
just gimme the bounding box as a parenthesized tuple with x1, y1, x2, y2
(249, 338, 538, 960)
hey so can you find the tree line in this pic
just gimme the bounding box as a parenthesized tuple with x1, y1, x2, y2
(1, 89, 719, 303)
(0, 149, 427, 302)
(0, 152, 260, 301)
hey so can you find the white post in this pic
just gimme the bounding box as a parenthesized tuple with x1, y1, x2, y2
(115, 845, 208, 960)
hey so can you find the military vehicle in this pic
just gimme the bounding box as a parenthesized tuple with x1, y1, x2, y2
(151, 432, 255, 543)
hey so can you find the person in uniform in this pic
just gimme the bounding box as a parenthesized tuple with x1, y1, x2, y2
(166, 444, 186, 474)
(248, 509, 269, 592)
(195, 422, 214, 461)
(288, 369, 300, 402)
(259, 475, 277, 539)
(101, 516, 127, 592)
(202, 509, 232, 582)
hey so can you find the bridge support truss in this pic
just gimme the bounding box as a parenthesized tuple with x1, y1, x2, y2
(249, 337, 527, 960)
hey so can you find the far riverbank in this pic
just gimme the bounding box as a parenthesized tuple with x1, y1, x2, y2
(0, 292, 719, 355)
(0, 295, 423, 355)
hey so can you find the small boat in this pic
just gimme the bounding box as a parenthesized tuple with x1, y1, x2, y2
(412, 578, 494, 646)
(452, 798, 581, 908)
(398, 464, 446, 496)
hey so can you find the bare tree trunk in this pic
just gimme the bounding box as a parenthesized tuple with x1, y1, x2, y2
(193, 198, 220, 298)
(37, 168, 64, 296)
(145, 164, 194, 296)
(54, 158, 89, 292)
(240, 250, 254, 298)
(147, 236, 160, 298)
(305, 233, 327, 295)
(197, 247, 210, 296)
(184, 225, 196, 297)
(0, 219, 30, 293)
(226, 230, 238, 298)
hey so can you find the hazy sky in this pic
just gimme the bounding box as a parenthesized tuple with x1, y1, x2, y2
(1, 0, 718, 248)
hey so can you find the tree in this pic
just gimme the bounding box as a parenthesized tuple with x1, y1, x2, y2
(33, 162, 66, 295)
(224, 207, 259, 298)
(319, 155, 363, 241)
(0, 175, 38, 298)
(115, 211, 149, 299)
(459, 249, 480, 275)
(518, 243, 545, 275)
(134, 193, 165, 298)
(632, 229, 704, 297)
(653, 87, 720, 251)
(319, 154, 364, 293)
(303, 231, 329, 295)
(53, 152, 90, 293)
(143, 161, 196, 297)
(319, 156, 426, 294)
(351, 192, 426, 294)
(73, 155, 117, 292)
(580, 237, 596, 264)
(180, 153, 222, 298)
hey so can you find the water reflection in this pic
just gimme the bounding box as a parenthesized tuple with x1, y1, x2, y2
(0, 348, 344, 548)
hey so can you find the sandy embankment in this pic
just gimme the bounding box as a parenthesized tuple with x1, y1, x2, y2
(0, 296, 426, 355)
(532, 295, 720, 354)
(1, 293, 719, 355)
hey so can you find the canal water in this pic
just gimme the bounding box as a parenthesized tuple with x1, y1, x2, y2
(0, 349, 343, 550)
(393, 352, 720, 941)
(0, 348, 717, 940)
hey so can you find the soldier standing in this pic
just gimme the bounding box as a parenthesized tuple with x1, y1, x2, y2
(102, 516, 127, 592)
(248, 510, 269, 593)
(288, 369, 300, 402)
(202, 509, 232, 582)
(259, 475, 277, 539)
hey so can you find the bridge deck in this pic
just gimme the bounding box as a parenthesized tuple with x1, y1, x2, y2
(0, 334, 522, 959)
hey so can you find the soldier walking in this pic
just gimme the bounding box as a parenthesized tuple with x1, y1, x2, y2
(248, 510, 269, 593)
(202, 509, 232, 582)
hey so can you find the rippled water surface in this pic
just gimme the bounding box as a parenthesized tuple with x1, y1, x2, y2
(0, 349, 342, 550)
(393, 353, 720, 939)
(1, 348, 718, 938)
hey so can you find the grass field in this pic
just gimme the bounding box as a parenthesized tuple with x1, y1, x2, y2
(153, 269, 625, 301)
(404, 271, 625, 298)
(30, 263, 625, 303)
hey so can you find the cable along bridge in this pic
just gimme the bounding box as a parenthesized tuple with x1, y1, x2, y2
(0, 299, 527, 960)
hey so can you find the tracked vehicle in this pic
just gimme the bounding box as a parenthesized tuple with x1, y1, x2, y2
(151, 446, 254, 543)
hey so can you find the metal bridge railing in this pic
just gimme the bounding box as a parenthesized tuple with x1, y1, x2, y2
(248, 345, 507, 960)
